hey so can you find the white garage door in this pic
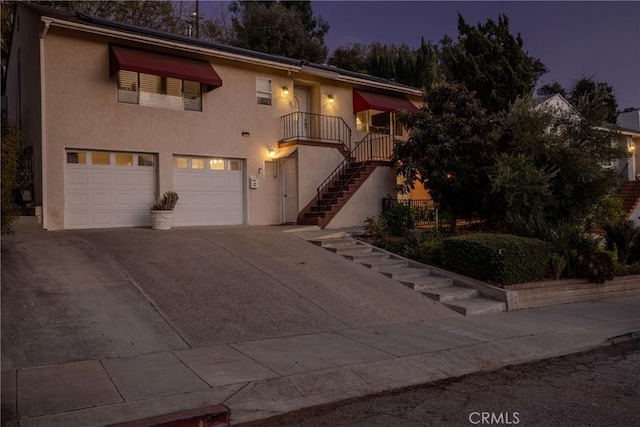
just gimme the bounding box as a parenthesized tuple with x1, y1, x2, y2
(65, 150, 156, 229)
(173, 156, 244, 226)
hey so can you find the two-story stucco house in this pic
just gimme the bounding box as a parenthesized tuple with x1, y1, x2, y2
(5, 3, 422, 230)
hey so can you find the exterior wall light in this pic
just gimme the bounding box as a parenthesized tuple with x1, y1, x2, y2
(268, 148, 276, 157)
(327, 94, 335, 104)
(282, 86, 289, 96)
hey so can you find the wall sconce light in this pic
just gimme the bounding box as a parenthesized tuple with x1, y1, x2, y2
(258, 168, 263, 174)
(282, 86, 289, 96)
(268, 149, 276, 158)
(629, 145, 635, 153)
(327, 94, 335, 104)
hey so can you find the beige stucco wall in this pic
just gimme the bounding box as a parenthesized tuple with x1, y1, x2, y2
(40, 30, 354, 229)
(296, 145, 347, 211)
(34, 22, 421, 230)
(326, 166, 397, 228)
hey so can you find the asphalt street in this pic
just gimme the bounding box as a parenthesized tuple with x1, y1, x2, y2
(243, 339, 640, 427)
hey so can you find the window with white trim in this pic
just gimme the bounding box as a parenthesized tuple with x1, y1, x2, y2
(355, 110, 403, 136)
(256, 77, 272, 106)
(117, 70, 202, 112)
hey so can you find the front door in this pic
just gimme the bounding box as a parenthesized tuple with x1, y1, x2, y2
(282, 156, 298, 223)
(294, 86, 310, 138)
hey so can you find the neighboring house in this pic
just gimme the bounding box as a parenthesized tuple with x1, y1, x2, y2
(615, 108, 640, 224)
(5, 3, 422, 230)
(535, 95, 640, 223)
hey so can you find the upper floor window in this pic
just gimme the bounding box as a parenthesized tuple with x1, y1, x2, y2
(117, 70, 202, 112)
(356, 110, 403, 136)
(256, 77, 272, 106)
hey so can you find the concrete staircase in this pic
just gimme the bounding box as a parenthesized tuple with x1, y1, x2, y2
(312, 236, 506, 316)
(298, 161, 378, 228)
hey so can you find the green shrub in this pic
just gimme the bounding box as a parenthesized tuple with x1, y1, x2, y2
(363, 215, 386, 243)
(151, 191, 179, 211)
(576, 249, 614, 283)
(603, 220, 640, 265)
(417, 240, 444, 265)
(440, 233, 551, 285)
(382, 199, 411, 236)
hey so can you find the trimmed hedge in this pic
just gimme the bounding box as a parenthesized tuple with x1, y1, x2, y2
(440, 233, 551, 286)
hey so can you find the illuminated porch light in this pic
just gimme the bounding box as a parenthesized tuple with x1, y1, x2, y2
(268, 148, 276, 158)
(282, 86, 289, 96)
(327, 94, 335, 104)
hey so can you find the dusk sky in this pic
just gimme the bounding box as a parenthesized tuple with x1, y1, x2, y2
(204, 1, 640, 110)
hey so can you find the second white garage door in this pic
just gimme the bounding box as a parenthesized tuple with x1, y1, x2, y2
(173, 156, 244, 226)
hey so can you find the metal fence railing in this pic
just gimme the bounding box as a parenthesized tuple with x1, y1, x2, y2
(382, 198, 439, 229)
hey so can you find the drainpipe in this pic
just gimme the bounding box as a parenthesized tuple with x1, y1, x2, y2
(40, 19, 51, 228)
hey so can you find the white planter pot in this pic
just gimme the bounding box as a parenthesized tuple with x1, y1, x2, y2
(150, 210, 174, 230)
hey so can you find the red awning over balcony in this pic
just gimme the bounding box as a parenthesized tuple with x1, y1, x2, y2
(353, 90, 419, 114)
(109, 45, 222, 91)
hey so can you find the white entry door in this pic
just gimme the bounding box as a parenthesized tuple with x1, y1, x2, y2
(64, 150, 157, 229)
(294, 86, 310, 138)
(173, 156, 244, 226)
(282, 156, 298, 223)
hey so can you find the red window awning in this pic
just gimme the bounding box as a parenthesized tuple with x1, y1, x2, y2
(109, 45, 222, 92)
(353, 90, 419, 114)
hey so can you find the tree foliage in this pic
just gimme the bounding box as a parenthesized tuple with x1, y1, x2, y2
(489, 97, 626, 237)
(329, 39, 440, 89)
(537, 77, 619, 123)
(393, 82, 501, 232)
(536, 82, 567, 98)
(229, 0, 329, 62)
(1, 119, 23, 235)
(440, 14, 547, 113)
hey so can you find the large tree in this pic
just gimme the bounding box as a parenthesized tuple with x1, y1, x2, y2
(229, 0, 329, 62)
(537, 77, 619, 123)
(328, 39, 439, 89)
(394, 82, 501, 232)
(441, 14, 547, 113)
(489, 97, 626, 237)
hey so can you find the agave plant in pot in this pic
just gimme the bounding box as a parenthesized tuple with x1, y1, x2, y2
(150, 191, 179, 230)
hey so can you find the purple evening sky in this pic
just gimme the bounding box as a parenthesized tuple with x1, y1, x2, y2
(201, 1, 640, 110)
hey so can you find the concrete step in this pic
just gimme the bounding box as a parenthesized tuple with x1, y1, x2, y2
(314, 237, 357, 248)
(378, 266, 429, 280)
(421, 286, 479, 302)
(444, 298, 507, 316)
(330, 244, 373, 255)
(360, 258, 409, 271)
(343, 252, 389, 263)
(399, 275, 454, 290)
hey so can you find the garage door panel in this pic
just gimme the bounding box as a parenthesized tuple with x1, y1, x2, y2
(91, 212, 113, 226)
(66, 171, 89, 186)
(93, 193, 112, 206)
(66, 193, 89, 206)
(116, 174, 135, 185)
(92, 173, 113, 186)
(65, 151, 156, 229)
(173, 157, 244, 226)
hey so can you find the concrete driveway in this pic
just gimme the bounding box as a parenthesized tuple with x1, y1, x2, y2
(1, 225, 457, 369)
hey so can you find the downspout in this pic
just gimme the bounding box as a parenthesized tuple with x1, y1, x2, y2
(40, 19, 51, 229)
